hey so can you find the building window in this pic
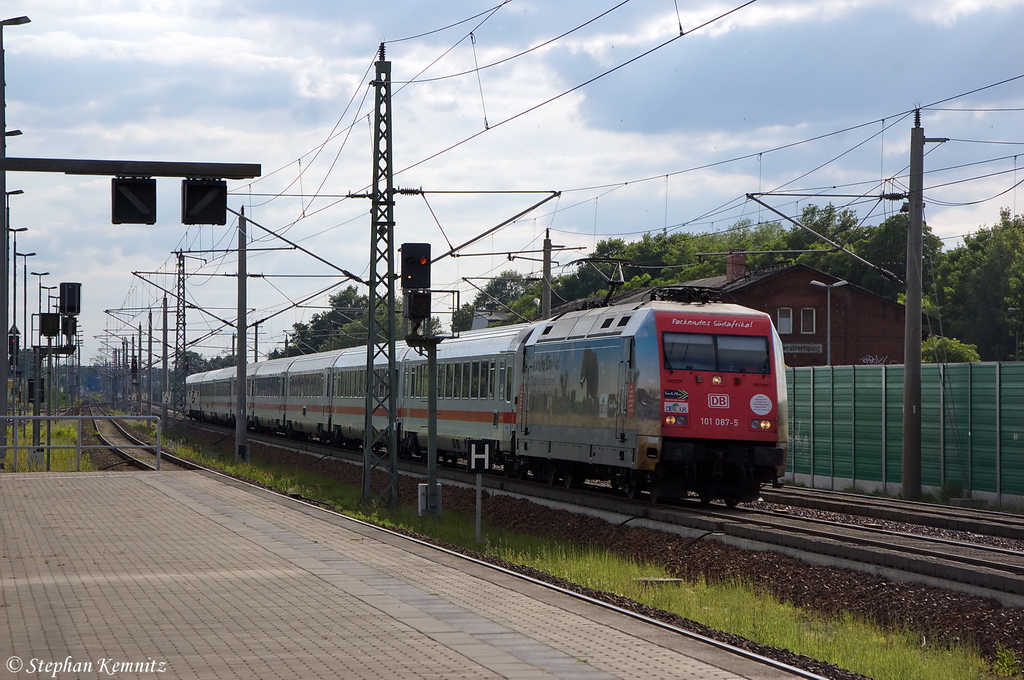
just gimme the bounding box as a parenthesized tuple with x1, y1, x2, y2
(777, 308, 793, 334)
(801, 307, 816, 334)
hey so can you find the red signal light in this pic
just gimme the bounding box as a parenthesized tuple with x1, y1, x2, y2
(401, 243, 431, 289)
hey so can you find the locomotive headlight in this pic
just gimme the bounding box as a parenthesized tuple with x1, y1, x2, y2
(751, 418, 773, 430)
(712, 375, 723, 385)
(665, 415, 676, 425)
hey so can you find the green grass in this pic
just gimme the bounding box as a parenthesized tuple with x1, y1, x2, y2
(3, 423, 97, 472)
(488, 542, 1004, 680)
(86, 435, 1024, 678)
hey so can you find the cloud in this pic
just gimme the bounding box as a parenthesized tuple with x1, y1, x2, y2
(6, 0, 1024, 361)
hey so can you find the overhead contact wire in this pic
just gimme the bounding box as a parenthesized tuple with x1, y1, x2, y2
(395, 1, 758, 180)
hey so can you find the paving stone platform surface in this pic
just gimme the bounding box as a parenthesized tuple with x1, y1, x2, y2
(0, 471, 806, 679)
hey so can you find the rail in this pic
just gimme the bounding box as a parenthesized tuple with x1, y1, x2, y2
(3, 416, 163, 472)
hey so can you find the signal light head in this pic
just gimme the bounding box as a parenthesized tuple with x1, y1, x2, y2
(401, 243, 431, 289)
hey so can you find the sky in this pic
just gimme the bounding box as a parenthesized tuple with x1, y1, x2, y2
(4, 0, 1024, 364)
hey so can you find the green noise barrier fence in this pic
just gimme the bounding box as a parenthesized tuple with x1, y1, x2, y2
(786, 363, 1024, 503)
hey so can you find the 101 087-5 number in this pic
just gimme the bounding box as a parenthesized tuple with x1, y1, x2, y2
(700, 417, 739, 427)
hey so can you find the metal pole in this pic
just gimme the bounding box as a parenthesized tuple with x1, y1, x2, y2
(122, 337, 128, 412)
(75, 330, 80, 407)
(542, 229, 551, 320)
(10, 224, 19, 411)
(825, 287, 832, 366)
(45, 335, 51, 468)
(0, 6, 34, 440)
(32, 346, 40, 446)
(362, 45, 399, 506)
(147, 310, 153, 415)
(0, 18, 25, 450)
(21, 257, 27, 391)
(902, 113, 924, 501)
(20, 254, 24, 411)
(135, 328, 141, 414)
(235, 207, 248, 463)
(476, 472, 483, 542)
(161, 296, 168, 428)
(427, 339, 438, 515)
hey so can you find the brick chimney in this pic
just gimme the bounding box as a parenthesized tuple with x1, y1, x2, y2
(726, 250, 747, 282)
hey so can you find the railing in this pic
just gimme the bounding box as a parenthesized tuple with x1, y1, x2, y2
(3, 416, 163, 472)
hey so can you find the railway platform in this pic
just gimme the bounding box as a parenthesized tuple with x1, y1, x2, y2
(0, 471, 809, 679)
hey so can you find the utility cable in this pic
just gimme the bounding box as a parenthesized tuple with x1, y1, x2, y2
(387, 1, 513, 43)
(396, 0, 636, 84)
(393, 0, 757, 180)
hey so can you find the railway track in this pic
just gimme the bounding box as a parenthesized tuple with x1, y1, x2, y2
(86, 404, 195, 471)
(167, 417, 1024, 605)
(759, 485, 1024, 541)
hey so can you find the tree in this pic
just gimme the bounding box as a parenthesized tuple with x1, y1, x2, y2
(464, 270, 536, 327)
(288, 286, 368, 354)
(921, 335, 980, 363)
(935, 209, 1024, 360)
(207, 353, 236, 369)
(791, 210, 942, 303)
(182, 350, 208, 375)
(452, 303, 475, 332)
(474, 270, 532, 308)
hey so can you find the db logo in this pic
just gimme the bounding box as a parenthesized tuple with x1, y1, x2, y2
(708, 394, 730, 409)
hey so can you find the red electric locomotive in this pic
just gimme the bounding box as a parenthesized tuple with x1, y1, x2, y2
(512, 293, 787, 505)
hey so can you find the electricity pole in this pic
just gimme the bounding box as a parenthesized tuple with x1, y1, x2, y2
(902, 110, 947, 501)
(161, 297, 168, 429)
(362, 44, 399, 506)
(235, 207, 248, 463)
(175, 251, 186, 422)
(542, 230, 552, 319)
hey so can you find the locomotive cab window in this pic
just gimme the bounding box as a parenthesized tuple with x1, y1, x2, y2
(717, 335, 770, 373)
(663, 333, 715, 371)
(663, 332, 770, 374)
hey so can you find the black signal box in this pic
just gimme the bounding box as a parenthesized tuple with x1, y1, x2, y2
(405, 291, 431, 321)
(40, 313, 61, 338)
(401, 243, 431, 290)
(112, 178, 157, 225)
(59, 282, 82, 316)
(181, 179, 228, 225)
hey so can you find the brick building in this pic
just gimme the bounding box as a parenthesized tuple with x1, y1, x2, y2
(679, 259, 908, 367)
